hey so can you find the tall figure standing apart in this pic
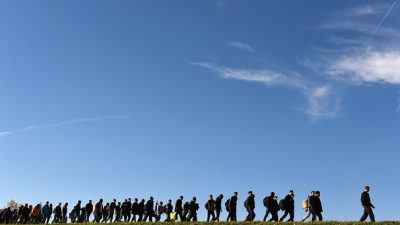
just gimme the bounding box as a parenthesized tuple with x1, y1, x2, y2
(360, 186, 375, 222)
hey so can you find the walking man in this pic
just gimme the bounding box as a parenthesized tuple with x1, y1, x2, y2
(263, 192, 279, 222)
(175, 196, 185, 221)
(215, 194, 223, 221)
(205, 195, 216, 222)
(186, 197, 199, 222)
(312, 191, 323, 221)
(360, 186, 375, 222)
(280, 190, 295, 222)
(245, 191, 255, 221)
(228, 192, 238, 221)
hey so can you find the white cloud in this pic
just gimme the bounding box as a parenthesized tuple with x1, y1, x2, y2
(327, 50, 400, 85)
(351, 4, 386, 15)
(191, 62, 340, 121)
(226, 41, 255, 53)
(0, 115, 130, 139)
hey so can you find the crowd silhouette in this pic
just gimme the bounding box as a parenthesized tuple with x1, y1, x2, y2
(0, 186, 375, 224)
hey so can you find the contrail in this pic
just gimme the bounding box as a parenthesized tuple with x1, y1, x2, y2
(0, 115, 131, 139)
(367, 0, 400, 44)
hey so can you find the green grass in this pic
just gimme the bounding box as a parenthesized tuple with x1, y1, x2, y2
(46, 222, 400, 225)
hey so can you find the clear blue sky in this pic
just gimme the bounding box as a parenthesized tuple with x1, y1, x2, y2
(0, 0, 400, 221)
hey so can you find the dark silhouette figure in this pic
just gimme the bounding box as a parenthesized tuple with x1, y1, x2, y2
(137, 199, 145, 222)
(143, 197, 154, 222)
(131, 198, 139, 222)
(183, 202, 190, 220)
(228, 192, 238, 221)
(186, 197, 199, 222)
(109, 199, 116, 223)
(215, 194, 223, 221)
(85, 200, 93, 223)
(311, 191, 323, 221)
(175, 196, 185, 221)
(280, 190, 295, 222)
(74, 201, 81, 222)
(205, 195, 216, 222)
(245, 191, 255, 221)
(94, 199, 103, 223)
(115, 202, 122, 222)
(62, 203, 68, 223)
(360, 186, 375, 222)
(263, 192, 279, 222)
(164, 200, 173, 222)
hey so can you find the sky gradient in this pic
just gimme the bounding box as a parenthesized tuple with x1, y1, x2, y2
(0, 0, 400, 221)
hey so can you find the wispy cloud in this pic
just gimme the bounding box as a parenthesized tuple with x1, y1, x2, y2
(351, 4, 387, 15)
(190, 62, 340, 122)
(0, 116, 130, 139)
(226, 41, 255, 53)
(327, 50, 400, 85)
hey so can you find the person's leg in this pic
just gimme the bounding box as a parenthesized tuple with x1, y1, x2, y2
(303, 210, 311, 222)
(367, 207, 375, 222)
(288, 210, 294, 222)
(280, 211, 288, 221)
(216, 210, 220, 221)
(212, 211, 216, 221)
(360, 207, 369, 222)
(193, 214, 197, 222)
(263, 209, 269, 221)
(317, 212, 323, 221)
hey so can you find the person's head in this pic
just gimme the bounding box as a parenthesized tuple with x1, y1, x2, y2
(234, 192, 238, 197)
(50, 204, 53, 207)
(134, 198, 138, 202)
(78, 200, 81, 204)
(248, 191, 253, 196)
(365, 186, 370, 192)
(150, 197, 154, 201)
(58, 203, 61, 206)
(180, 196, 183, 200)
(168, 199, 172, 204)
(113, 199, 116, 202)
(100, 199, 103, 203)
(46, 201, 49, 205)
(65, 203, 68, 206)
(106, 203, 109, 206)
(193, 197, 197, 202)
(118, 202, 121, 206)
(289, 190, 294, 196)
(209, 195, 213, 199)
(160, 202, 163, 205)
(310, 191, 315, 196)
(89, 200, 92, 204)
(270, 192, 275, 197)
(316, 191, 320, 197)
(128, 198, 131, 202)
(219, 194, 224, 198)
(124, 199, 128, 202)
(141, 199, 145, 203)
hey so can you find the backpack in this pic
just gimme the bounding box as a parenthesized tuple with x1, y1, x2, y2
(301, 198, 309, 209)
(243, 200, 248, 208)
(263, 197, 269, 207)
(278, 199, 285, 211)
(225, 199, 230, 212)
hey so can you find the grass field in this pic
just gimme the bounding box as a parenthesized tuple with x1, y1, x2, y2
(45, 222, 399, 225)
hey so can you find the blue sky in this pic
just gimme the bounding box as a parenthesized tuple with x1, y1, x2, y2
(0, 0, 400, 221)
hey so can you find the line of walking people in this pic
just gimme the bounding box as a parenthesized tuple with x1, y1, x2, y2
(0, 186, 376, 224)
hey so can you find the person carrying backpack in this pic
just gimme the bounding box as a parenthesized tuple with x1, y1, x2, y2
(279, 190, 295, 222)
(164, 200, 173, 222)
(205, 195, 216, 222)
(215, 194, 223, 221)
(85, 200, 93, 222)
(311, 191, 323, 221)
(301, 191, 315, 222)
(131, 198, 139, 222)
(143, 197, 155, 222)
(263, 192, 279, 222)
(360, 186, 375, 222)
(228, 192, 238, 221)
(245, 191, 256, 221)
(186, 197, 199, 222)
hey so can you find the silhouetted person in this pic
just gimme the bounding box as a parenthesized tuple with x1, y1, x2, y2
(121, 199, 128, 222)
(62, 203, 68, 223)
(165, 199, 173, 222)
(186, 197, 199, 222)
(183, 202, 190, 220)
(101, 203, 110, 222)
(115, 202, 121, 222)
(143, 197, 154, 222)
(85, 200, 93, 222)
(131, 198, 139, 222)
(205, 195, 216, 222)
(280, 190, 295, 222)
(302, 191, 315, 222)
(137, 199, 145, 222)
(74, 201, 81, 222)
(228, 192, 238, 221)
(215, 194, 223, 221)
(42, 202, 51, 224)
(263, 192, 279, 222)
(245, 191, 255, 221)
(126, 198, 132, 222)
(311, 191, 323, 221)
(94, 199, 103, 223)
(109, 199, 116, 222)
(53, 203, 62, 223)
(175, 196, 185, 221)
(360, 186, 375, 222)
